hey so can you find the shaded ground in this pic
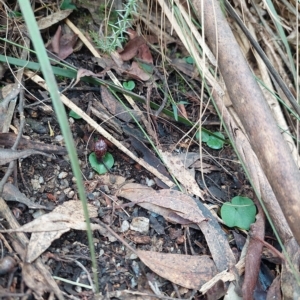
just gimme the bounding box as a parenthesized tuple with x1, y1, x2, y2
(0, 1, 285, 299)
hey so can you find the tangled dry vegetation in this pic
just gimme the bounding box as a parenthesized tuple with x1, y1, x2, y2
(0, 0, 299, 299)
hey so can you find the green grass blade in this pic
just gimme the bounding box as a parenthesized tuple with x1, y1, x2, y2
(17, 0, 99, 293)
(265, 0, 296, 83)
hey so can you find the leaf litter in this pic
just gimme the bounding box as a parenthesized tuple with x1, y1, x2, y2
(0, 200, 116, 263)
(137, 250, 217, 289)
(117, 183, 206, 225)
(117, 183, 236, 281)
(0, 0, 290, 297)
(159, 150, 205, 199)
(0, 148, 52, 165)
(2, 183, 51, 210)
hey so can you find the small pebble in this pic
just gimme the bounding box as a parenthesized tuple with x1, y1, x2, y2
(32, 210, 46, 219)
(130, 217, 150, 234)
(67, 190, 75, 198)
(87, 193, 95, 201)
(31, 178, 41, 190)
(131, 260, 140, 276)
(58, 172, 68, 179)
(92, 199, 101, 208)
(64, 187, 71, 194)
(0, 256, 17, 275)
(74, 286, 82, 293)
(100, 185, 110, 194)
(120, 220, 130, 232)
(60, 179, 69, 189)
(125, 251, 138, 260)
(57, 193, 66, 202)
(39, 177, 44, 184)
(55, 135, 64, 143)
(131, 277, 137, 288)
(146, 178, 155, 187)
(39, 104, 52, 115)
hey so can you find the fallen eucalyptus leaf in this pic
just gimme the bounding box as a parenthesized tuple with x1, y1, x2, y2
(3, 183, 51, 210)
(137, 250, 217, 289)
(117, 183, 205, 224)
(0, 149, 52, 165)
(0, 200, 116, 262)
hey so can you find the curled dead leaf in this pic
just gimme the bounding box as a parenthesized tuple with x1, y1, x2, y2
(117, 183, 206, 224)
(137, 250, 217, 289)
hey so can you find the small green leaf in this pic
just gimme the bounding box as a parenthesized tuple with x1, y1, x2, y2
(178, 101, 189, 105)
(138, 62, 154, 74)
(196, 130, 210, 143)
(69, 110, 82, 119)
(172, 104, 179, 121)
(207, 132, 225, 149)
(60, 0, 76, 10)
(89, 152, 114, 174)
(123, 80, 135, 91)
(221, 196, 256, 230)
(185, 56, 194, 64)
(8, 11, 22, 18)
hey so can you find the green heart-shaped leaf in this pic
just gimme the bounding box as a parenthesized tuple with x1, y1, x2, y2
(221, 196, 256, 230)
(89, 152, 114, 174)
(196, 130, 210, 143)
(185, 56, 194, 64)
(123, 80, 135, 91)
(69, 110, 82, 119)
(60, 0, 76, 10)
(207, 132, 225, 149)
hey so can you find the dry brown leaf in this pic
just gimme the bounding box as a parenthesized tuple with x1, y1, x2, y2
(3, 183, 50, 210)
(119, 29, 156, 64)
(91, 54, 151, 82)
(196, 201, 236, 271)
(124, 61, 152, 81)
(36, 10, 73, 30)
(110, 51, 125, 68)
(176, 152, 220, 173)
(190, 161, 220, 173)
(242, 209, 265, 300)
(117, 183, 206, 224)
(53, 199, 97, 219)
(0, 133, 67, 155)
(137, 43, 153, 64)
(177, 103, 189, 119)
(0, 149, 51, 165)
(159, 150, 204, 199)
(92, 56, 122, 73)
(0, 201, 116, 262)
(137, 250, 217, 289)
(74, 68, 98, 86)
(27, 227, 70, 263)
(22, 263, 51, 297)
(47, 25, 78, 60)
(101, 86, 142, 122)
(119, 36, 147, 61)
(171, 58, 199, 79)
(95, 173, 126, 189)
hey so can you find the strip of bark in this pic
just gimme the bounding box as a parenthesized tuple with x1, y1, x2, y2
(192, 0, 300, 245)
